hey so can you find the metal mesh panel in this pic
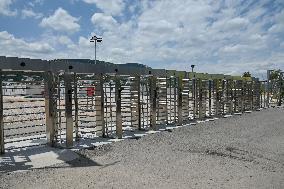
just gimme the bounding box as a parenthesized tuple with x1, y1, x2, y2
(156, 77, 168, 124)
(140, 76, 151, 130)
(76, 74, 100, 139)
(1, 71, 46, 151)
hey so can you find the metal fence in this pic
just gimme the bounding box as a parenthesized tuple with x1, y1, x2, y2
(0, 56, 277, 154)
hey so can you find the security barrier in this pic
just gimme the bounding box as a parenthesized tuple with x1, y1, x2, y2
(0, 56, 277, 154)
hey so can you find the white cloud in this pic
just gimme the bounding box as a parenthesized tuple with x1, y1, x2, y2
(28, 0, 44, 7)
(40, 7, 80, 33)
(212, 17, 249, 32)
(268, 10, 284, 33)
(82, 0, 283, 77)
(0, 0, 17, 16)
(0, 31, 54, 57)
(91, 13, 118, 30)
(21, 9, 43, 19)
(1, 0, 284, 78)
(280, 42, 284, 48)
(58, 35, 76, 49)
(82, 0, 125, 16)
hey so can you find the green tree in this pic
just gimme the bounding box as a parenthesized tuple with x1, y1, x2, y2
(242, 72, 251, 77)
(268, 69, 284, 106)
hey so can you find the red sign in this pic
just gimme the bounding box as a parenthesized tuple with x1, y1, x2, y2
(87, 87, 95, 97)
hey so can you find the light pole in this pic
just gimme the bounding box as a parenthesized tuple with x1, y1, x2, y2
(191, 64, 195, 73)
(90, 35, 102, 64)
(267, 69, 273, 107)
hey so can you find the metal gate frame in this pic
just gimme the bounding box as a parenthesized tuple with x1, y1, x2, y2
(0, 56, 271, 154)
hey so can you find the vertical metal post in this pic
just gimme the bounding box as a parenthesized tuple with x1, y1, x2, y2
(198, 79, 203, 119)
(260, 82, 263, 108)
(64, 73, 73, 148)
(278, 72, 283, 106)
(222, 80, 225, 114)
(95, 74, 105, 137)
(250, 81, 254, 110)
(208, 80, 212, 117)
(115, 75, 123, 138)
(257, 81, 261, 109)
(177, 75, 183, 125)
(267, 70, 270, 107)
(129, 77, 134, 128)
(45, 71, 57, 147)
(165, 76, 168, 124)
(192, 78, 196, 119)
(226, 80, 229, 114)
(150, 76, 157, 130)
(174, 76, 177, 123)
(156, 80, 160, 124)
(0, 70, 4, 154)
(212, 79, 216, 115)
(215, 79, 220, 116)
(241, 80, 244, 112)
(228, 80, 233, 114)
(87, 95, 89, 110)
(136, 75, 142, 130)
(146, 78, 150, 126)
(74, 74, 79, 141)
(169, 77, 172, 122)
(233, 81, 237, 112)
(57, 75, 62, 143)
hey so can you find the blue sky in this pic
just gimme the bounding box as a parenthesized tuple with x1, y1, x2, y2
(0, 0, 283, 78)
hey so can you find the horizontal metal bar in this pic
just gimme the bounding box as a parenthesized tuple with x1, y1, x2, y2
(4, 124, 45, 131)
(3, 105, 45, 110)
(4, 111, 45, 116)
(4, 117, 45, 123)
(5, 130, 46, 138)
(4, 136, 47, 144)
(0, 56, 259, 80)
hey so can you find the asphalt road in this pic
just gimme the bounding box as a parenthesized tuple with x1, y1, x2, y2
(0, 107, 283, 189)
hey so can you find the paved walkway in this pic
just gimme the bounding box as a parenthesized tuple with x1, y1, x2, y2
(0, 108, 284, 189)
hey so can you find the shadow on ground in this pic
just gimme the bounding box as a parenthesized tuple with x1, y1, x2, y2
(0, 146, 102, 173)
(0, 121, 197, 174)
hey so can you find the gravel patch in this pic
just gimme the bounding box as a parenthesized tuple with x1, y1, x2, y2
(0, 107, 284, 189)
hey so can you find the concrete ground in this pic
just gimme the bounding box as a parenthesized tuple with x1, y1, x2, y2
(0, 107, 284, 189)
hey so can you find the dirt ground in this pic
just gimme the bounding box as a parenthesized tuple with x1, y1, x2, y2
(0, 107, 284, 189)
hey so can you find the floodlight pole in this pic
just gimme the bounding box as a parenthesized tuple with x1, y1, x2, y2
(95, 40, 97, 64)
(90, 35, 102, 64)
(191, 64, 195, 73)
